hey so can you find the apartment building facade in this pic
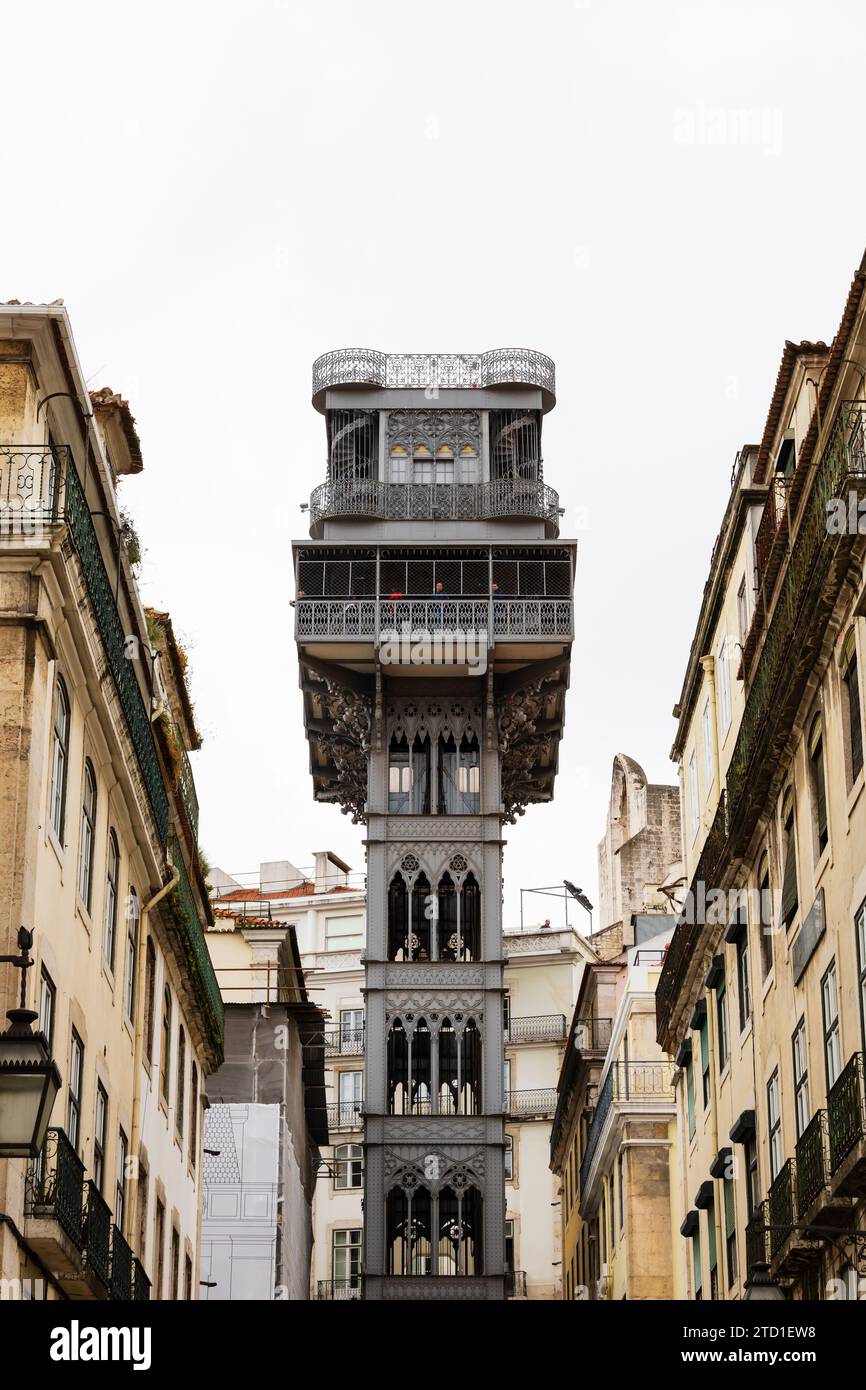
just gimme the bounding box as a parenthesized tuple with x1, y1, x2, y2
(0, 305, 222, 1301)
(552, 753, 683, 1299)
(657, 253, 866, 1301)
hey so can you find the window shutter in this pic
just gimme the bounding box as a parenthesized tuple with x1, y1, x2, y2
(781, 823, 798, 925)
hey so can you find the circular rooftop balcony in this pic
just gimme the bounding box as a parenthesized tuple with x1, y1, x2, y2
(311, 348, 556, 412)
(307, 478, 562, 536)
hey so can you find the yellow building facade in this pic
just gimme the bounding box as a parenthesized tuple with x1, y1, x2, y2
(0, 305, 222, 1300)
(658, 252, 866, 1301)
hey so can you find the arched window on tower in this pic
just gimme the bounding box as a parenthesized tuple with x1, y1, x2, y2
(438, 872, 481, 962)
(387, 1018, 431, 1115)
(410, 873, 432, 960)
(460, 1019, 482, 1116)
(438, 1184, 483, 1276)
(461, 874, 481, 961)
(437, 734, 480, 814)
(386, 1184, 433, 1276)
(388, 876, 409, 961)
(388, 734, 431, 814)
(437, 874, 458, 960)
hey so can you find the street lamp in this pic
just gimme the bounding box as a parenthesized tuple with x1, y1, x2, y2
(742, 1261, 786, 1301)
(563, 880, 594, 931)
(0, 929, 62, 1158)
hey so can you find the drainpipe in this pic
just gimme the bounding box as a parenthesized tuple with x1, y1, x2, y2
(127, 858, 180, 1252)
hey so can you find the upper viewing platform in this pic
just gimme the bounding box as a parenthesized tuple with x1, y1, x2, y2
(311, 347, 556, 412)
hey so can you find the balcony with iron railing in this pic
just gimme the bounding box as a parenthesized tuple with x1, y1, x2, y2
(506, 1088, 558, 1119)
(308, 478, 561, 533)
(796, 1111, 829, 1217)
(505, 1014, 567, 1044)
(315, 1278, 363, 1300)
(745, 1202, 768, 1273)
(82, 1181, 112, 1292)
(767, 1160, 795, 1259)
(579, 1061, 676, 1197)
(170, 842, 224, 1052)
(133, 1259, 151, 1301)
(324, 1026, 365, 1057)
(827, 1052, 866, 1185)
(295, 596, 574, 644)
(575, 1015, 613, 1053)
(110, 1225, 134, 1301)
(311, 348, 556, 408)
(25, 1127, 85, 1250)
(327, 1101, 364, 1131)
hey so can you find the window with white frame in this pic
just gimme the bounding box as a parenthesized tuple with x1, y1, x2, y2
(326, 915, 364, 951)
(504, 1133, 514, 1182)
(49, 677, 70, 841)
(792, 1017, 810, 1138)
(116, 1128, 128, 1231)
(38, 966, 56, 1051)
(125, 889, 140, 1020)
(94, 1081, 108, 1193)
(334, 1142, 363, 1189)
(332, 1228, 362, 1290)
(822, 961, 841, 1091)
(717, 635, 732, 733)
(737, 578, 749, 648)
(702, 700, 713, 783)
(688, 751, 699, 841)
(103, 829, 119, 969)
(67, 1029, 84, 1151)
(767, 1069, 782, 1181)
(339, 1008, 364, 1050)
(78, 760, 97, 911)
(338, 1070, 362, 1125)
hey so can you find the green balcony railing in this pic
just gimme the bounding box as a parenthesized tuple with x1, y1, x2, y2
(25, 1127, 85, 1248)
(110, 1225, 134, 1301)
(727, 402, 866, 831)
(745, 1202, 768, 1273)
(170, 842, 224, 1050)
(65, 461, 169, 843)
(828, 1053, 866, 1174)
(178, 744, 200, 840)
(795, 1111, 829, 1217)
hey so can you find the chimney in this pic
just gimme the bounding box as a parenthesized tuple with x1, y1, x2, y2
(260, 860, 304, 894)
(314, 850, 351, 892)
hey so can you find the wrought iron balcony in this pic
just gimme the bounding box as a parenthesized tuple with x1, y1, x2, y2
(767, 1159, 795, 1259)
(754, 473, 791, 589)
(506, 1269, 528, 1298)
(324, 1026, 365, 1057)
(295, 597, 573, 643)
(579, 1062, 676, 1195)
(828, 1052, 866, 1175)
(308, 478, 561, 531)
(64, 458, 170, 843)
(315, 1278, 363, 1300)
(311, 347, 556, 407)
(170, 843, 224, 1051)
(745, 1202, 768, 1272)
(178, 744, 200, 841)
(25, 1127, 85, 1248)
(110, 1225, 134, 1301)
(327, 1100, 363, 1131)
(82, 1181, 112, 1290)
(0, 443, 67, 525)
(506, 1088, 558, 1119)
(133, 1258, 151, 1301)
(575, 1015, 613, 1053)
(796, 1111, 830, 1216)
(505, 1014, 567, 1043)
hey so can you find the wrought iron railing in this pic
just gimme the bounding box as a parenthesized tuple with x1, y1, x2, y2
(308, 478, 560, 528)
(574, 1015, 613, 1052)
(745, 1202, 768, 1272)
(325, 1027, 365, 1056)
(828, 1052, 866, 1174)
(0, 444, 67, 526)
(82, 1181, 112, 1289)
(506, 1088, 558, 1118)
(133, 1258, 151, 1301)
(754, 473, 791, 587)
(796, 1111, 829, 1216)
(170, 843, 224, 1050)
(505, 1014, 567, 1043)
(579, 1062, 676, 1195)
(295, 597, 573, 642)
(25, 1127, 85, 1248)
(767, 1159, 795, 1258)
(64, 460, 170, 843)
(110, 1225, 134, 1300)
(327, 1101, 363, 1130)
(315, 1278, 363, 1300)
(506, 1269, 528, 1297)
(728, 402, 866, 833)
(178, 745, 200, 840)
(311, 348, 556, 401)
(656, 793, 727, 1043)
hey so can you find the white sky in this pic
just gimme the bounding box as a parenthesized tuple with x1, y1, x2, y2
(5, 0, 866, 927)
